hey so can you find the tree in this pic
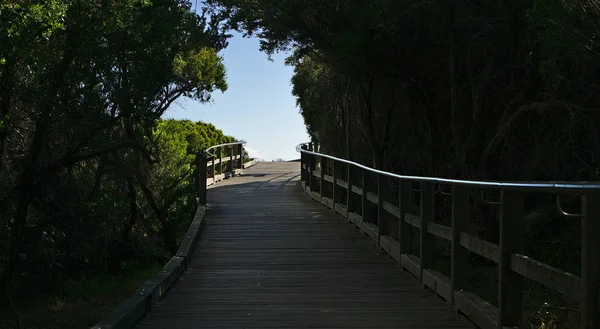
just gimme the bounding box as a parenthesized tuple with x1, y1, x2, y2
(0, 0, 230, 300)
(207, 0, 600, 242)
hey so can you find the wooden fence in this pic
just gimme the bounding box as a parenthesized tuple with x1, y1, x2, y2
(297, 142, 600, 329)
(195, 141, 246, 204)
(92, 141, 256, 329)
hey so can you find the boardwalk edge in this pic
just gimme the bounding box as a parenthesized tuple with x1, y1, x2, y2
(90, 205, 207, 329)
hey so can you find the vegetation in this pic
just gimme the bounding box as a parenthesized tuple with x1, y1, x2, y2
(0, 1, 239, 327)
(2, 0, 597, 327)
(206, 0, 600, 327)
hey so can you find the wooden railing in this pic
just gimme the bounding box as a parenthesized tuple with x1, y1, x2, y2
(195, 141, 258, 205)
(92, 141, 256, 329)
(297, 142, 600, 329)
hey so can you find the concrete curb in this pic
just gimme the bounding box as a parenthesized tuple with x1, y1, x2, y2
(90, 205, 207, 329)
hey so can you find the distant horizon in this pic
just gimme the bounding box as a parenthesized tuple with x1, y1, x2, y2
(164, 32, 310, 162)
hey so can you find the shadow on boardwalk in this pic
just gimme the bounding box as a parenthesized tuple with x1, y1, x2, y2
(136, 163, 475, 329)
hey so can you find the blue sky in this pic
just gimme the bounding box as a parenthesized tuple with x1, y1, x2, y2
(164, 32, 310, 161)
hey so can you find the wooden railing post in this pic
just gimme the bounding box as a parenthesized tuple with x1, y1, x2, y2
(377, 174, 388, 247)
(300, 145, 307, 190)
(332, 159, 338, 210)
(361, 168, 368, 232)
(218, 147, 223, 176)
(196, 152, 207, 205)
(398, 180, 413, 255)
(451, 185, 470, 310)
(498, 190, 524, 328)
(228, 145, 233, 173)
(346, 163, 352, 220)
(195, 152, 200, 201)
(581, 192, 600, 329)
(320, 156, 326, 202)
(238, 143, 243, 169)
(306, 148, 312, 194)
(210, 154, 215, 181)
(420, 182, 435, 285)
(309, 151, 317, 194)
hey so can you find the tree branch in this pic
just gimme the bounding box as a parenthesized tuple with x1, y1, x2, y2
(42, 140, 140, 179)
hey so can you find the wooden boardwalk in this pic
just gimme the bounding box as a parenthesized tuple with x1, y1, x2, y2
(136, 162, 474, 329)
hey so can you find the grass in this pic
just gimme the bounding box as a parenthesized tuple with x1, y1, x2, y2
(2, 262, 163, 329)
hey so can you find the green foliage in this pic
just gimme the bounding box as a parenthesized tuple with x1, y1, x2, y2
(150, 119, 235, 235)
(0, 1, 237, 323)
(173, 48, 228, 101)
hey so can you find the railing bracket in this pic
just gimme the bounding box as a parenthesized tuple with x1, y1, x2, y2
(556, 194, 582, 218)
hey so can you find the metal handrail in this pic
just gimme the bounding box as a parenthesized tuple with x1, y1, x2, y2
(205, 141, 246, 157)
(295, 142, 600, 192)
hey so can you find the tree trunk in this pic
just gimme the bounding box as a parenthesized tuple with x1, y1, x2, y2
(0, 185, 33, 297)
(0, 59, 15, 164)
(1, 25, 79, 297)
(122, 177, 138, 243)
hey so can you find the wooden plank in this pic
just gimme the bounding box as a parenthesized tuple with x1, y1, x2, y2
(207, 173, 226, 186)
(242, 158, 258, 169)
(383, 236, 401, 263)
(379, 235, 397, 261)
(405, 213, 421, 228)
(348, 212, 362, 226)
(454, 291, 498, 329)
(459, 233, 500, 263)
(383, 201, 400, 219)
(510, 253, 581, 302)
(334, 203, 347, 218)
(176, 206, 207, 260)
(427, 222, 452, 241)
(323, 174, 334, 183)
(310, 191, 320, 202)
(401, 254, 421, 280)
(205, 154, 241, 167)
(134, 163, 473, 329)
(422, 270, 452, 301)
(351, 185, 363, 196)
(366, 191, 378, 204)
(321, 196, 334, 209)
(92, 294, 149, 329)
(363, 222, 379, 243)
(336, 178, 348, 189)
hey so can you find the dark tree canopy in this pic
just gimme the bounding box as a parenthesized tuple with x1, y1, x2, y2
(0, 0, 234, 312)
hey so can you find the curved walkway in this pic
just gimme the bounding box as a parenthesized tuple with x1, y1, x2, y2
(136, 162, 474, 329)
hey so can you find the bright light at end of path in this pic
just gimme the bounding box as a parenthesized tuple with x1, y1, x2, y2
(245, 146, 267, 161)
